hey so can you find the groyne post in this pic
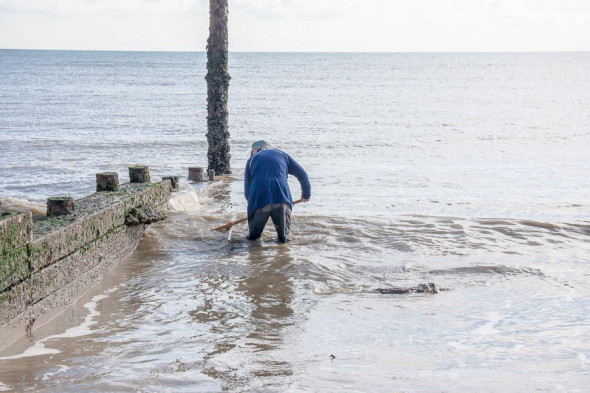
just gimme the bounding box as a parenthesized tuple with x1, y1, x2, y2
(129, 166, 151, 183)
(188, 167, 205, 182)
(96, 172, 120, 192)
(46, 197, 74, 216)
(206, 0, 231, 175)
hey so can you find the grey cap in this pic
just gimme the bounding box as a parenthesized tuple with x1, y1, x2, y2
(251, 140, 271, 150)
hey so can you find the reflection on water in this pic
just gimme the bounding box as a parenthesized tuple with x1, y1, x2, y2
(191, 245, 296, 390)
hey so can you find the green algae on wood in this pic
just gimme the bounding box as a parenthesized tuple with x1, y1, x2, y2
(0, 212, 33, 254)
(0, 246, 29, 292)
(125, 205, 167, 226)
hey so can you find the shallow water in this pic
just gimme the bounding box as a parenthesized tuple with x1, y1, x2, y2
(1, 50, 590, 391)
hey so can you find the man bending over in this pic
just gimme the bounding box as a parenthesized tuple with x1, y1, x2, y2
(244, 140, 311, 243)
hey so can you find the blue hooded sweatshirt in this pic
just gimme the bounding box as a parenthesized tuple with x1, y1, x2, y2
(244, 149, 311, 219)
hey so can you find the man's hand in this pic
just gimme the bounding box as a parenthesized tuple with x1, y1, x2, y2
(301, 198, 310, 202)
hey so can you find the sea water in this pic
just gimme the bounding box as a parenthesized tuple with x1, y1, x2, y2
(0, 50, 589, 392)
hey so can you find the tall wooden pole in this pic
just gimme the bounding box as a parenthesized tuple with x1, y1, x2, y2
(206, 0, 231, 175)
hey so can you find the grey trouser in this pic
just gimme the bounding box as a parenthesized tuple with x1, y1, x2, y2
(247, 202, 292, 243)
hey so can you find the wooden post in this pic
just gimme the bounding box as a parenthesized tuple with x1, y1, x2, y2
(96, 172, 119, 192)
(188, 167, 205, 182)
(206, 0, 231, 175)
(129, 165, 150, 183)
(46, 197, 74, 216)
(162, 176, 180, 190)
(208, 169, 215, 181)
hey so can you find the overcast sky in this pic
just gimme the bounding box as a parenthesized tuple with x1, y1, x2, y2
(0, 0, 589, 52)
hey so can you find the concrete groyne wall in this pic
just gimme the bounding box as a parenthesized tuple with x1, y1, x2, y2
(0, 179, 172, 349)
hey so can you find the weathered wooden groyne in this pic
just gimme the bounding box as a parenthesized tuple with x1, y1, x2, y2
(0, 169, 179, 350)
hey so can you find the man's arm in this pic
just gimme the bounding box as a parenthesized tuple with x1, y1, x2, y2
(287, 154, 311, 201)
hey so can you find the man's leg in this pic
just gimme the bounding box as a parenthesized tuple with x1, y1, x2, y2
(270, 203, 292, 243)
(247, 205, 272, 240)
